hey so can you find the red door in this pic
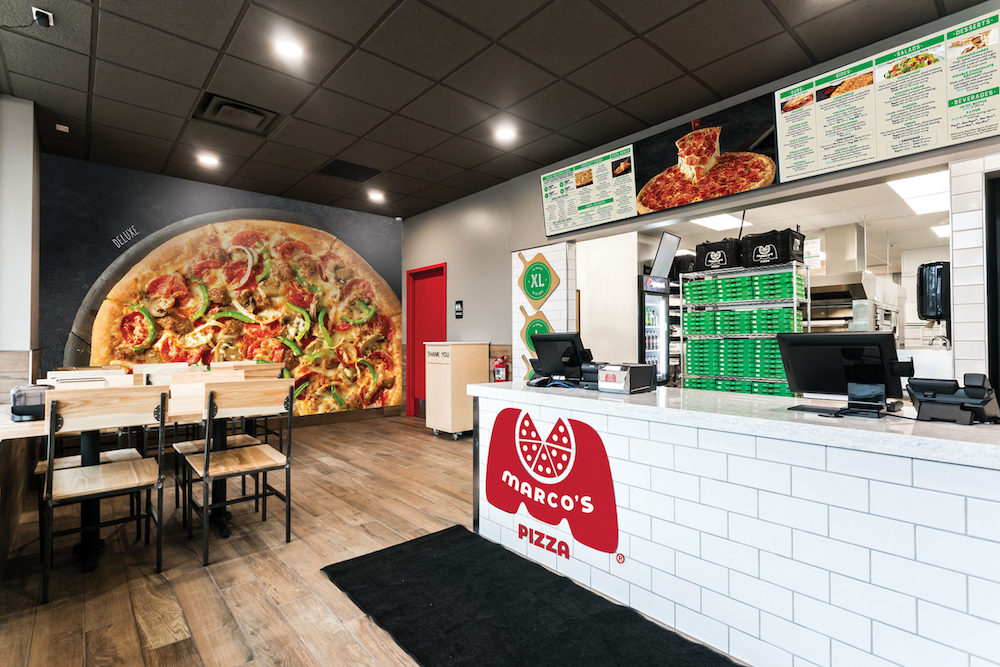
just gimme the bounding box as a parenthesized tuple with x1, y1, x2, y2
(406, 263, 447, 417)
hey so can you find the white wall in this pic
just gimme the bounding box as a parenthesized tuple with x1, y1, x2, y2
(0, 95, 39, 351)
(576, 232, 639, 363)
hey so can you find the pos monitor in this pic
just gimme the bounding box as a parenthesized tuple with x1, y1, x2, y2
(529, 332, 593, 382)
(776, 332, 913, 417)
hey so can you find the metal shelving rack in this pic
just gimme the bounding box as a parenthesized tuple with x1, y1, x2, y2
(679, 261, 810, 394)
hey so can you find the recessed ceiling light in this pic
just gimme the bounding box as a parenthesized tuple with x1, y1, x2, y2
(368, 189, 385, 203)
(886, 170, 949, 199)
(690, 214, 749, 231)
(902, 192, 950, 215)
(274, 38, 303, 60)
(494, 123, 517, 144)
(196, 152, 220, 168)
(55, 123, 69, 133)
(931, 224, 951, 238)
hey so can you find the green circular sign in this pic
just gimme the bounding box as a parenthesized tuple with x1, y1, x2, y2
(524, 319, 550, 352)
(523, 262, 552, 301)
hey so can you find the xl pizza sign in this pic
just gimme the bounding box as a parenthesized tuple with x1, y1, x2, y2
(485, 408, 618, 554)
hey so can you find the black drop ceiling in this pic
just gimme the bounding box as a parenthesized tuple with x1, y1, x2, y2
(0, 0, 985, 219)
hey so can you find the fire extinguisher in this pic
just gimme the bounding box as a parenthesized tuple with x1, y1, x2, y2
(492, 355, 509, 382)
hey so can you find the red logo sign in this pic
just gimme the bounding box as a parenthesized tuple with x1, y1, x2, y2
(486, 408, 618, 553)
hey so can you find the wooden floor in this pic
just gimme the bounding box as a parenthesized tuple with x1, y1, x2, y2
(0, 416, 472, 666)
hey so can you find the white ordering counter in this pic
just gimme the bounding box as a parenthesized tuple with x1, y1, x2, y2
(468, 382, 1000, 667)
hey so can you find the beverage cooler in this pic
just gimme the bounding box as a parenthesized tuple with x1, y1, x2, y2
(638, 275, 676, 384)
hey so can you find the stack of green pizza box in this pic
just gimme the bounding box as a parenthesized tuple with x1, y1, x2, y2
(685, 338, 721, 376)
(683, 310, 718, 335)
(683, 279, 718, 304)
(717, 275, 755, 302)
(751, 381, 792, 396)
(750, 307, 803, 334)
(753, 272, 806, 300)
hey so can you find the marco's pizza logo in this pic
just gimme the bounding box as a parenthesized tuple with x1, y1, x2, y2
(486, 408, 618, 554)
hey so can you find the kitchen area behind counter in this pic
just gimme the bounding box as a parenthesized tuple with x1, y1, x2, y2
(470, 382, 1000, 666)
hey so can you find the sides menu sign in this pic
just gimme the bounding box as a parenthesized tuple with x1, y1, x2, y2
(541, 147, 635, 236)
(776, 10, 1000, 182)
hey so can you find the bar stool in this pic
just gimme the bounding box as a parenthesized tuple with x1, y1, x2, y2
(39, 385, 168, 603)
(182, 378, 294, 565)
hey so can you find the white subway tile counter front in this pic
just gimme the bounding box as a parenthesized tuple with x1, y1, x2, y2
(469, 382, 1000, 667)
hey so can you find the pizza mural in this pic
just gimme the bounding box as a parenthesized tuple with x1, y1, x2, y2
(90, 219, 401, 415)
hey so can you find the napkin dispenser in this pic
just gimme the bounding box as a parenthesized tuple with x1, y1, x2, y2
(598, 364, 655, 394)
(10, 384, 51, 422)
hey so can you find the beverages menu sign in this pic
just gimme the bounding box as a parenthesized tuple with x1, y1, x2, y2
(776, 10, 1000, 182)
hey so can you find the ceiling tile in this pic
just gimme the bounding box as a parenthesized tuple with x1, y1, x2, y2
(97, 12, 218, 87)
(400, 85, 496, 133)
(270, 118, 355, 154)
(180, 119, 266, 158)
(226, 5, 351, 84)
(559, 107, 645, 147)
(361, 0, 489, 79)
(325, 50, 432, 111)
(365, 116, 451, 154)
(508, 82, 607, 130)
(39, 135, 85, 158)
(364, 171, 435, 196)
(445, 46, 556, 109)
(0, 0, 93, 54)
(8, 74, 87, 117)
(394, 156, 465, 182)
(209, 56, 315, 115)
(93, 61, 200, 117)
(600, 0, 701, 33)
(233, 159, 306, 187)
(501, 0, 632, 76)
(225, 175, 289, 196)
(423, 0, 547, 38)
(36, 109, 85, 144)
(296, 88, 390, 135)
(100, 0, 243, 48)
(91, 96, 185, 141)
(169, 143, 243, 175)
(287, 173, 358, 200)
(460, 114, 548, 150)
(474, 153, 540, 180)
(646, 0, 784, 71)
(943, 0, 989, 12)
(394, 195, 438, 213)
(512, 133, 587, 165)
(568, 40, 682, 104)
(694, 33, 812, 98)
(91, 125, 175, 160)
(336, 139, 415, 172)
(618, 76, 718, 126)
(283, 184, 338, 206)
(424, 136, 503, 168)
(412, 182, 468, 203)
(768, 0, 854, 26)
(89, 146, 166, 174)
(0, 31, 90, 90)
(164, 162, 232, 186)
(256, 0, 396, 44)
(440, 170, 503, 192)
(795, 0, 939, 62)
(254, 142, 330, 171)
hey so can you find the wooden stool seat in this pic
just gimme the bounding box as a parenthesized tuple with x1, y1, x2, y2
(184, 444, 285, 478)
(34, 448, 142, 475)
(51, 458, 159, 501)
(172, 433, 260, 455)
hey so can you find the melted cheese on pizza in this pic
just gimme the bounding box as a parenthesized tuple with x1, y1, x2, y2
(675, 127, 721, 182)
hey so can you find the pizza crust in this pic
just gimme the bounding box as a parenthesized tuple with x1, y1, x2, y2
(329, 239, 401, 316)
(90, 299, 124, 365)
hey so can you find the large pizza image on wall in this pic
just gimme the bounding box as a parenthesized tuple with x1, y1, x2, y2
(90, 219, 401, 415)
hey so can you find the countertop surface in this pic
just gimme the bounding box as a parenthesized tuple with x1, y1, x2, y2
(0, 412, 47, 440)
(468, 382, 1000, 470)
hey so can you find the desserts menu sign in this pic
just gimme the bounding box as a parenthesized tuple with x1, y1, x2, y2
(776, 10, 1000, 182)
(541, 146, 636, 236)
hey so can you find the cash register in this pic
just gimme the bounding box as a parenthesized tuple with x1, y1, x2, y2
(527, 332, 655, 393)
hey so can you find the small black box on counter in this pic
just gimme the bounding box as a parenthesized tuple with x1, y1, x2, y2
(741, 229, 805, 267)
(695, 238, 742, 271)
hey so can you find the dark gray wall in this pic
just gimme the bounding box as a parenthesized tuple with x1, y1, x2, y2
(40, 154, 401, 373)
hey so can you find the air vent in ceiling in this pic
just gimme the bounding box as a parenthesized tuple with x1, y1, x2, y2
(194, 93, 278, 134)
(318, 159, 381, 183)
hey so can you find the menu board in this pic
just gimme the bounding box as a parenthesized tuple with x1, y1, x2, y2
(776, 10, 1000, 182)
(541, 146, 636, 235)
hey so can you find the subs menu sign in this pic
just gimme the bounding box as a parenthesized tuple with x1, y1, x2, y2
(541, 146, 637, 236)
(776, 10, 1000, 182)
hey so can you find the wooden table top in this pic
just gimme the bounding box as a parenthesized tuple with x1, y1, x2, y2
(0, 412, 47, 440)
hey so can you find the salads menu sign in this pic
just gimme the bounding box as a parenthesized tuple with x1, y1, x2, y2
(776, 10, 1000, 182)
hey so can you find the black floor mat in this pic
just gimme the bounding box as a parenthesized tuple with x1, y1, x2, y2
(322, 525, 737, 666)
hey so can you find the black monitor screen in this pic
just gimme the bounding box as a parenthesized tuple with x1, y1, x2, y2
(531, 332, 592, 379)
(776, 332, 904, 399)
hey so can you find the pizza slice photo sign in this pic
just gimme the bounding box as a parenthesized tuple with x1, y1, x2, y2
(89, 219, 402, 415)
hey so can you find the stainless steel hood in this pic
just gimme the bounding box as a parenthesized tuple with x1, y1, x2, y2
(810, 271, 903, 304)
